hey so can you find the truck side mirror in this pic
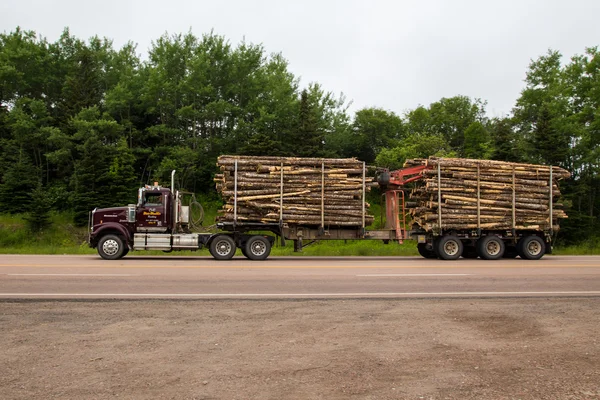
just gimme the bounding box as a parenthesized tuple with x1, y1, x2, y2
(137, 188, 144, 207)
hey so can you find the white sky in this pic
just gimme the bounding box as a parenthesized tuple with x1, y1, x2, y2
(1, 0, 599, 117)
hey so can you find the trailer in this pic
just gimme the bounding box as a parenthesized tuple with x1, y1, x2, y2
(89, 157, 568, 261)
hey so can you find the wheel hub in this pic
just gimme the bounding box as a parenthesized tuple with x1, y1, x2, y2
(527, 241, 541, 256)
(251, 241, 266, 256)
(444, 241, 459, 256)
(486, 241, 501, 256)
(216, 241, 232, 256)
(102, 239, 119, 256)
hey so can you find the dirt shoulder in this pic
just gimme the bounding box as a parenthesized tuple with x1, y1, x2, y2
(1, 298, 599, 399)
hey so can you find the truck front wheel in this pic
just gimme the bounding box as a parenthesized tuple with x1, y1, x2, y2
(98, 234, 126, 260)
(209, 235, 236, 260)
(245, 236, 271, 260)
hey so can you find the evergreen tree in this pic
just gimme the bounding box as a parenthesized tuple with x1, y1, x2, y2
(463, 121, 493, 159)
(24, 184, 52, 232)
(293, 89, 323, 157)
(490, 118, 522, 162)
(0, 154, 39, 213)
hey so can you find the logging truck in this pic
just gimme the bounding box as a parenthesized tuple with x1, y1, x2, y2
(89, 157, 568, 261)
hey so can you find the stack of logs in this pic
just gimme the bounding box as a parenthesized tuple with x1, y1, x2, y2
(214, 156, 375, 227)
(404, 157, 570, 231)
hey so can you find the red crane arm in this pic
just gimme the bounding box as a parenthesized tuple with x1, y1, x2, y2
(386, 165, 429, 186)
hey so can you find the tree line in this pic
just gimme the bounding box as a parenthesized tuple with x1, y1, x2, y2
(0, 27, 598, 244)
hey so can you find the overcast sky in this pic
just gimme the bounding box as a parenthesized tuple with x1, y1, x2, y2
(1, 0, 599, 117)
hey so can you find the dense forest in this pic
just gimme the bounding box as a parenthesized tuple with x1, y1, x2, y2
(0, 27, 598, 244)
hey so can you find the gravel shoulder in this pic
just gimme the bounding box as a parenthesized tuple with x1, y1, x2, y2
(1, 298, 599, 399)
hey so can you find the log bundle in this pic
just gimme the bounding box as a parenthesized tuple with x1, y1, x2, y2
(215, 156, 375, 227)
(405, 157, 570, 232)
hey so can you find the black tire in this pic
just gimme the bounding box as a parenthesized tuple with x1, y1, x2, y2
(503, 246, 518, 259)
(209, 235, 236, 260)
(462, 246, 478, 259)
(122, 248, 130, 257)
(244, 236, 271, 261)
(477, 236, 505, 260)
(436, 235, 463, 260)
(241, 247, 249, 259)
(98, 234, 126, 260)
(517, 235, 545, 260)
(417, 243, 437, 259)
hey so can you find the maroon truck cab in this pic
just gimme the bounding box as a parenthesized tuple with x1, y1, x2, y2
(89, 186, 174, 250)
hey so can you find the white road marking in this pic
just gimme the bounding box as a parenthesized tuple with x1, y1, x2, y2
(356, 274, 471, 277)
(5, 274, 139, 277)
(0, 291, 599, 297)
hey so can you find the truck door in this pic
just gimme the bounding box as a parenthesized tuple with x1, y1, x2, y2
(136, 191, 168, 232)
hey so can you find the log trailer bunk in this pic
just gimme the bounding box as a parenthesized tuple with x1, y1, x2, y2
(89, 161, 556, 261)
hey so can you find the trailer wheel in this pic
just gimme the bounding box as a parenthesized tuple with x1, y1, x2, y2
(477, 236, 505, 260)
(517, 236, 545, 260)
(245, 236, 271, 261)
(98, 234, 125, 260)
(436, 235, 463, 260)
(209, 235, 236, 260)
(417, 243, 437, 259)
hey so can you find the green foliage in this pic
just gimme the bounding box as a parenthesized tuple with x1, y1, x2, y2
(333, 108, 403, 163)
(463, 121, 493, 159)
(24, 184, 52, 232)
(375, 132, 454, 170)
(406, 96, 487, 155)
(490, 118, 523, 162)
(0, 154, 39, 213)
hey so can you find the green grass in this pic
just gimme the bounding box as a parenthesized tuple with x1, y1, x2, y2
(553, 241, 600, 255)
(0, 212, 95, 254)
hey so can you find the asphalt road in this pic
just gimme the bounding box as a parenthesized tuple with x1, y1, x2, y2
(1, 254, 599, 299)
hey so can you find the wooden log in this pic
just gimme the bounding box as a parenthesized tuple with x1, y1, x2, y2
(236, 190, 310, 201)
(441, 195, 551, 211)
(423, 157, 570, 179)
(218, 156, 362, 167)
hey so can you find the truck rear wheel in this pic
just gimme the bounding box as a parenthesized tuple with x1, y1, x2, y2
(477, 236, 505, 260)
(98, 234, 126, 260)
(245, 236, 271, 260)
(417, 243, 437, 259)
(436, 235, 463, 260)
(517, 235, 545, 260)
(209, 235, 236, 260)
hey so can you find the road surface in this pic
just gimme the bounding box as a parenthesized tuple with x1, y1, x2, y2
(3, 255, 600, 399)
(1, 254, 599, 299)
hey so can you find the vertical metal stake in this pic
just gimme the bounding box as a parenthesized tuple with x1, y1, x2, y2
(280, 162, 284, 223)
(437, 161, 442, 234)
(477, 163, 481, 231)
(321, 162, 325, 229)
(362, 162, 366, 229)
(234, 159, 238, 226)
(512, 166, 516, 231)
(549, 166, 553, 232)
